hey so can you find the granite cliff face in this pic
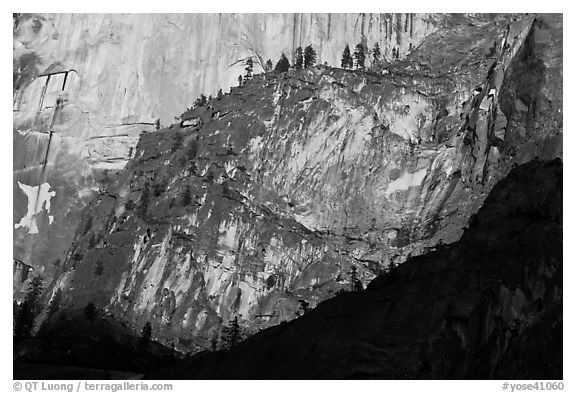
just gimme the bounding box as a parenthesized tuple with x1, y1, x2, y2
(154, 158, 562, 379)
(13, 12, 440, 282)
(40, 14, 562, 351)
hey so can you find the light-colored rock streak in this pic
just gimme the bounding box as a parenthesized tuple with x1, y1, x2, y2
(14, 181, 56, 234)
(385, 168, 428, 197)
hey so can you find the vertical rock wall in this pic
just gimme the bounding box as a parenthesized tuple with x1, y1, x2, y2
(43, 14, 562, 350)
(13, 13, 437, 283)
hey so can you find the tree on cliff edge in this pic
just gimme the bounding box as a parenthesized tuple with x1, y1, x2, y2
(293, 47, 304, 69)
(354, 43, 366, 69)
(274, 53, 290, 73)
(221, 316, 242, 350)
(304, 45, 317, 68)
(341, 44, 353, 69)
(194, 94, 208, 108)
(244, 58, 254, 80)
(372, 42, 382, 64)
(348, 266, 363, 292)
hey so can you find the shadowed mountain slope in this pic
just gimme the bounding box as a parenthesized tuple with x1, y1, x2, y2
(152, 158, 562, 379)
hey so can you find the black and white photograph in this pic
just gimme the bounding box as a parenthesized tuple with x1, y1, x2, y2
(11, 8, 564, 385)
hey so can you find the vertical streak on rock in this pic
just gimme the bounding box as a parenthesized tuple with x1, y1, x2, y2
(292, 13, 298, 57)
(396, 13, 403, 46)
(384, 15, 388, 42)
(405, 13, 409, 33)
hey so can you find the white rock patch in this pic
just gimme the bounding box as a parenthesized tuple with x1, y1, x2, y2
(385, 168, 428, 197)
(15, 181, 56, 234)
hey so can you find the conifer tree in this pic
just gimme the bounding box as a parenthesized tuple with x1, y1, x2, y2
(293, 46, 304, 69)
(353, 43, 366, 69)
(303, 45, 317, 68)
(348, 266, 363, 292)
(221, 316, 242, 350)
(265, 59, 273, 71)
(274, 53, 290, 73)
(210, 330, 219, 351)
(341, 44, 353, 69)
(83, 302, 97, 321)
(295, 299, 310, 317)
(276, 53, 291, 72)
(140, 321, 152, 349)
(14, 275, 44, 340)
(193, 94, 207, 108)
(244, 58, 254, 80)
(372, 42, 381, 63)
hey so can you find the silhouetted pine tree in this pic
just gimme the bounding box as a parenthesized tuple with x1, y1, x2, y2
(372, 42, 381, 63)
(348, 266, 363, 292)
(293, 46, 304, 69)
(210, 330, 220, 351)
(244, 58, 254, 80)
(341, 44, 353, 69)
(221, 316, 242, 350)
(295, 299, 310, 317)
(194, 94, 208, 108)
(14, 275, 44, 340)
(304, 45, 317, 68)
(140, 321, 152, 350)
(274, 53, 290, 73)
(354, 43, 366, 69)
(83, 302, 97, 321)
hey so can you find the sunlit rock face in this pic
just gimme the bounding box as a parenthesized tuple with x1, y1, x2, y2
(13, 12, 440, 286)
(156, 158, 563, 379)
(44, 14, 561, 351)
